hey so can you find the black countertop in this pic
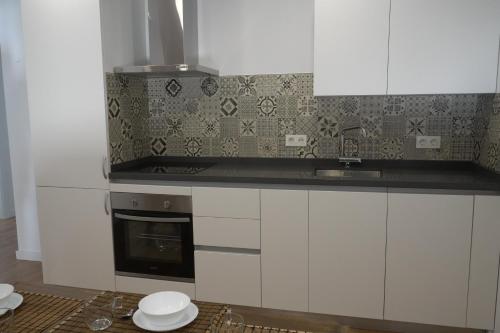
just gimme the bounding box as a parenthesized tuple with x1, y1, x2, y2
(110, 156, 500, 192)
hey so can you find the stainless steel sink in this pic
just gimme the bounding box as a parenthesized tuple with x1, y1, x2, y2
(315, 169, 382, 178)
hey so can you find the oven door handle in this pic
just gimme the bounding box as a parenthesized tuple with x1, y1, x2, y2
(114, 213, 191, 223)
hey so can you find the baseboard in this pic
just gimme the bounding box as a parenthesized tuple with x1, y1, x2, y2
(16, 250, 42, 262)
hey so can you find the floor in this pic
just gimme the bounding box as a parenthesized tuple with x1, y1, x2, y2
(0, 218, 483, 333)
(0, 218, 43, 288)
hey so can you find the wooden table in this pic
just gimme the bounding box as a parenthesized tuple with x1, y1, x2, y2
(7, 290, 313, 333)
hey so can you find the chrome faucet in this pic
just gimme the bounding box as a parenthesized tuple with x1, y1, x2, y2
(338, 126, 367, 167)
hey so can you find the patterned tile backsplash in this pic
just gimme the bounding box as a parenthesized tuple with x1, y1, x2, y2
(107, 74, 150, 162)
(477, 94, 500, 172)
(106, 73, 499, 168)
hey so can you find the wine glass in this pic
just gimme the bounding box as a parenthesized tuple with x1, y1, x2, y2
(83, 303, 113, 331)
(210, 308, 244, 333)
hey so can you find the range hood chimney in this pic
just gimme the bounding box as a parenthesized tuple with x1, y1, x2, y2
(114, 0, 218, 77)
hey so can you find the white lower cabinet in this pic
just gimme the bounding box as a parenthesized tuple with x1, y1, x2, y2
(261, 189, 308, 312)
(37, 187, 115, 290)
(39, 182, 498, 330)
(467, 196, 500, 330)
(385, 192, 473, 327)
(309, 190, 387, 319)
(195, 250, 261, 307)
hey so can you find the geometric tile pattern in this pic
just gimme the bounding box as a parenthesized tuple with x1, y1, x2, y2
(106, 72, 494, 164)
(106, 74, 150, 164)
(477, 94, 500, 171)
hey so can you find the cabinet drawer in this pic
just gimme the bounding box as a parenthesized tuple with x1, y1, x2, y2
(115, 275, 195, 299)
(195, 250, 261, 307)
(192, 187, 260, 219)
(194, 217, 260, 249)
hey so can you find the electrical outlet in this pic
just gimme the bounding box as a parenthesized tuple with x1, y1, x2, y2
(285, 135, 307, 147)
(416, 136, 441, 149)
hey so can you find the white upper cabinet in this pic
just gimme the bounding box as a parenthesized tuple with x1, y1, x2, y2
(314, 0, 390, 96)
(388, 0, 500, 94)
(21, 0, 109, 189)
(309, 190, 387, 319)
(385, 192, 473, 328)
(198, 0, 314, 76)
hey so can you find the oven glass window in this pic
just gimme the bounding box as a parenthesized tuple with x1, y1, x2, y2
(126, 220, 183, 263)
(112, 209, 195, 280)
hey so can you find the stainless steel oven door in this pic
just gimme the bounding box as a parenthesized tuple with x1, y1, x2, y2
(112, 210, 194, 282)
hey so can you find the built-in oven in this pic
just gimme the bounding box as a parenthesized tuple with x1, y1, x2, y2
(111, 192, 194, 282)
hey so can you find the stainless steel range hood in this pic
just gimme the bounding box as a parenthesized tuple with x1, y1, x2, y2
(114, 0, 218, 77)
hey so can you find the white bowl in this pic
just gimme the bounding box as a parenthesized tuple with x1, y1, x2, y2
(0, 284, 14, 307)
(138, 291, 190, 326)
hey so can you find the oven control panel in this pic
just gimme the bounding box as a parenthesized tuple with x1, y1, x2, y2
(110, 192, 192, 213)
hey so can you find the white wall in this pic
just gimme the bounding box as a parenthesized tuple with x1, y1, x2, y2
(0, 0, 41, 261)
(497, 35, 500, 93)
(100, 0, 148, 72)
(198, 0, 314, 76)
(0, 55, 15, 220)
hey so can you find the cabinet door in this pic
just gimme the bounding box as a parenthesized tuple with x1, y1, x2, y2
(388, 0, 500, 94)
(192, 187, 260, 219)
(309, 190, 386, 319)
(195, 250, 261, 307)
(37, 187, 115, 290)
(261, 189, 308, 312)
(467, 196, 500, 330)
(314, 0, 390, 96)
(21, 0, 109, 189)
(385, 192, 473, 327)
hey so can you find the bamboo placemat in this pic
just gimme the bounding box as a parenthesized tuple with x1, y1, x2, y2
(8, 291, 83, 333)
(47, 291, 313, 333)
(47, 291, 226, 332)
(241, 326, 311, 333)
(210, 310, 313, 333)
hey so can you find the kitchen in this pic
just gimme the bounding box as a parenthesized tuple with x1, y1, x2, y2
(1, 0, 500, 332)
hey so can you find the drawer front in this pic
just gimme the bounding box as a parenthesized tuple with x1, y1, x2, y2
(194, 217, 260, 249)
(195, 250, 261, 307)
(192, 187, 260, 219)
(115, 275, 196, 299)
